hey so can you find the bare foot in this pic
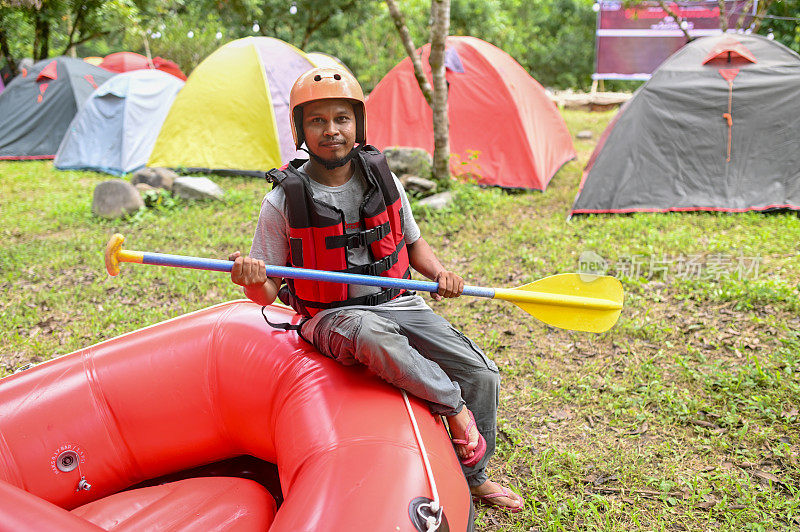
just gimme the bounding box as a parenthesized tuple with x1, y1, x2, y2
(471, 479, 524, 512)
(446, 407, 479, 460)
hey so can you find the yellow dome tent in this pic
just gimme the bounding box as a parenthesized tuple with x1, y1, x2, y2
(148, 37, 313, 175)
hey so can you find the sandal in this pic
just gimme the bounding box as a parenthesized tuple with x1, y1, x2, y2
(450, 410, 486, 468)
(473, 486, 524, 513)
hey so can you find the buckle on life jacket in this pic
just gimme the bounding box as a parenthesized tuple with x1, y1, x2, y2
(363, 292, 381, 306)
(264, 169, 285, 183)
(362, 287, 404, 306)
(325, 222, 390, 250)
(366, 254, 394, 276)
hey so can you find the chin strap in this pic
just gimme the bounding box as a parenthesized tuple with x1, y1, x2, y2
(301, 144, 364, 169)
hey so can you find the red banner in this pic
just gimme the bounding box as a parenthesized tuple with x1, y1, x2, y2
(594, 1, 758, 80)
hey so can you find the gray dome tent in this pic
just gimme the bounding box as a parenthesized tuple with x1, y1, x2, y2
(55, 69, 184, 175)
(0, 57, 115, 160)
(570, 34, 800, 216)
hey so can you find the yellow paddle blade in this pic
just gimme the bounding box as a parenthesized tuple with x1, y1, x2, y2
(493, 273, 623, 333)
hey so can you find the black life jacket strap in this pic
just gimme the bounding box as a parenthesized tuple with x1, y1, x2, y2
(337, 239, 404, 276)
(289, 267, 413, 311)
(265, 168, 286, 184)
(261, 306, 311, 344)
(325, 221, 390, 250)
(290, 287, 403, 310)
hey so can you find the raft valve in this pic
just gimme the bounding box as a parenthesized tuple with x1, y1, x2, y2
(57, 451, 79, 472)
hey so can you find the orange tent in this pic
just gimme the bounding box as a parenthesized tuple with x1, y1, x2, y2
(100, 52, 186, 80)
(365, 36, 575, 190)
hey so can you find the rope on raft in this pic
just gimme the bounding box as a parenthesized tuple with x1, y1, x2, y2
(401, 390, 443, 531)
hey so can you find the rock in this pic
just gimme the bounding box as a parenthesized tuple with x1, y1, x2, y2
(548, 90, 633, 111)
(134, 183, 155, 193)
(92, 180, 144, 219)
(131, 167, 156, 182)
(577, 130, 593, 140)
(417, 191, 453, 210)
(131, 167, 176, 191)
(173, 176, 224, 201)
(401, 175, 437, 194)
(383, 147, 432, 179)
(152, 167, 178, 190)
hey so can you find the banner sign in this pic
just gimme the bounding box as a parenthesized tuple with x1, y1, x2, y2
(594, 1, 758, 80)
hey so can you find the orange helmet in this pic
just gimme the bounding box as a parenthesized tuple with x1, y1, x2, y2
(289, 67, 366, 149)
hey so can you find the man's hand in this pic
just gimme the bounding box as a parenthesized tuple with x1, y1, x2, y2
(229, 251, 267, 288)
(432, 270, 464, 301)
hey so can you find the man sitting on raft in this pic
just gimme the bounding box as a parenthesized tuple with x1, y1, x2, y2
(229, 67, 523, 512)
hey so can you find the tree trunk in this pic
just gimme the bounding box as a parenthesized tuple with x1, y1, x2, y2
(734, 0, 754, 30)
(32, 10, 41, 60)
(717, 0, 728, 32)
(0, 28, 17, 73)
(385, 0, 433, 106)
(750, 0, 774, 32)
(39, 19, 49, 59)
(428, 0, 451, 182)
(32, 8, 50, 60)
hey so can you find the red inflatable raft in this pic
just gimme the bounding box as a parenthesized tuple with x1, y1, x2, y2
(0, 301, 472, 531)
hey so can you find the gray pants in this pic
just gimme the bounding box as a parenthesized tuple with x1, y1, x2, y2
(309, 304, 500, 487)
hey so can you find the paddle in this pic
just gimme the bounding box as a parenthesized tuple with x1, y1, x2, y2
(105, 234, 624, 333)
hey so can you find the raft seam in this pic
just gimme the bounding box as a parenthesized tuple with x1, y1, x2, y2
(0, 427, 25, 489)
(205, 302, 242, 453)
(82, 348, 145, 485)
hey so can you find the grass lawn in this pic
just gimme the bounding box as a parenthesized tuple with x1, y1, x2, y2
(1, 109, 798, 531)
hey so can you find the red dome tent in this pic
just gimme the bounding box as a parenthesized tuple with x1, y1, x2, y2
(365, 36, 575, 190)
(100, 52, 186, 80)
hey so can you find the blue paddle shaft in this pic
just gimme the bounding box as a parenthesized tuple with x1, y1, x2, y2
(140, 251, 496, 298)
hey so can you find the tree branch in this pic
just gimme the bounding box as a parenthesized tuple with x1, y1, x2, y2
(385, 0, 433, 106)
(301, 0, 357, 49)
(657, 1, 692, 42)
(62, 1, 87, 56)
(69, 30, 110, 49)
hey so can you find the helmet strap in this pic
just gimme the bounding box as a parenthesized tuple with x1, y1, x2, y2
(301, 144, 364, 170)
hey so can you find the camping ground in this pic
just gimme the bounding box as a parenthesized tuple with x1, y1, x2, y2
(1, 108, 798, 531)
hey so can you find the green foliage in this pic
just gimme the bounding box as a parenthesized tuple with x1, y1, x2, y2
(3, 0, 799, 90)
(765, 0, 800, 54)
(0, 1, 141, 60)
(134, 2, 234, 73)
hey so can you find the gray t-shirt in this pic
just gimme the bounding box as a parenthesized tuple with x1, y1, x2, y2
(250, 162, 431, 334)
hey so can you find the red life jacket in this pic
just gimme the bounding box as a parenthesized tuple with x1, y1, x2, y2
(268, 146, 411, 317)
